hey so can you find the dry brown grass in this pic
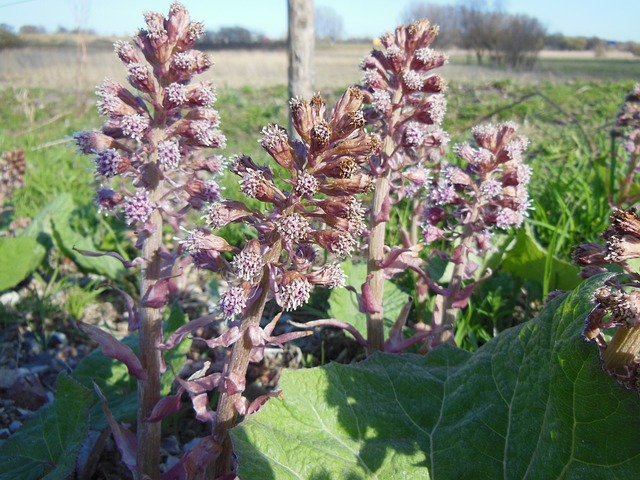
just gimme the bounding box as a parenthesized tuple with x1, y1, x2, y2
(1, 44, 637, 93)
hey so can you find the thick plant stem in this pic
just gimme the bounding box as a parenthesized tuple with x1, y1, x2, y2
(366, 174, 390, 353)
(365, 89, 403, 354)
(438, 206, 479, 345)
(137, 206, 163, 480)
(602, 325, 640, 374)
(212, 244, 282, 477)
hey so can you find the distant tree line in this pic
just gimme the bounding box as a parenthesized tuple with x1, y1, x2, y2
(402, 0, 640, 69)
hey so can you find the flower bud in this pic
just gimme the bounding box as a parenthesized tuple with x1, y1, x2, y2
(231, 240, 264, 282)
(275, 271, 312, 311)
(319, 174, 373, 196)
(260, 123, 295, 170)
(307, 262, 346, 288)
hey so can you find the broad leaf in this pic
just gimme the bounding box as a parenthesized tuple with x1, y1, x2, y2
(502, 226, 581, 291)
(0, 237, 45, 291)
(0, 374, 93, 480)
(24, 193, 122, 279)
(232, 276, 640, 479)
(327, 261, 409, 338)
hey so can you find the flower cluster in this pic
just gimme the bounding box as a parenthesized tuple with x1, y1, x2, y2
(612, 83, 640, 203)
(74, 2, 225, 229)
(573, 208, 640, 391)
(615, 83, 640, 156)
(422, 121, 532, 248)
(197, 88, 379, 318)
(360, 18, 450, 199)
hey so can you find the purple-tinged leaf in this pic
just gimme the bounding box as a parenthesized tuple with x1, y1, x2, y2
(360, 275, 382, 314)
(246, 391, 284, 415)
(222, 372, 246, 396)
(451, 270, 492, 309)
(93, 383, 137, 474)
(378, 244, 424, 279)
(385, 297, 413, 351)
(174, 364, 221, 425)
(190, 391, 216, 424)
(73, 246, 142, 269)
(79, 322, 147, 380)
(176, 372, 222, 395)
(161, 436, 220, 480)
(142, 277, 172, 308)
(290, 319, 369, 349)
(194, 326, 242, 349)
(161, 314, 217, 350)
(374, 190, 391, 222)
(111, 286, 140, 331)
(146, 389, 185, 422)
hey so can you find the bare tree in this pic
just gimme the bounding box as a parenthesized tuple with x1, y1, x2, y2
(458, 0, 504, 65)
(315, 5, 343, 42)
(495, 14, 545, 69)
(401, 2, 462, 47)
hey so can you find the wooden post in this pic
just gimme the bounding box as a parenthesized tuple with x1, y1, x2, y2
(288, 0, 315, 106)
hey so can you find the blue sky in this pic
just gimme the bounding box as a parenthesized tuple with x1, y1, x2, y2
(1, 0, 639, 42)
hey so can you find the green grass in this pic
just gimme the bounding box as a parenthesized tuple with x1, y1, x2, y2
(2, 65, 638, 348)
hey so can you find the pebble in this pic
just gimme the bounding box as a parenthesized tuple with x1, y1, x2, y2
(8, 420, 22, 433)
(47, 331, 68, 349)
(0, 367, 27, 389)
(0, 428, 10, 440)
(0, 291, 20, 307)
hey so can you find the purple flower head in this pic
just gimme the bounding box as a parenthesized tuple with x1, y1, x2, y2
(157, 140, 181, 170)
(231, 241, 263, 282)
(123, 190, 154, 225)
(121, 113, 150, 141)
(165, 82, 188, 106)
(95, 148, 129, 178)
(276, 213, 311, 244)
(276, 273, 312, 311)
(219, 285, 248, 320)
(295, 172, 319, 198)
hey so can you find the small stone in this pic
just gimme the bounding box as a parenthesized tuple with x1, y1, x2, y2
(47, 331, 68, 349)
(0, 428, 10, 439)
(0, 367, 26, 389)
(8, 420, 22, 433)
(0, 291, 20, 307)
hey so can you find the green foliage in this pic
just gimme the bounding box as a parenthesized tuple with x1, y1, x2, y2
(501, 226, 581, 294)
(0, 236, 45, 291)
(24, 193, 124, 278)
(232, 275, 640, 479)
(0, 374, 93, 480)
(327, 261, 410, 338)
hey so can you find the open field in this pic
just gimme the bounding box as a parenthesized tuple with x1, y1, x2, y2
(2, 43, 640, 92)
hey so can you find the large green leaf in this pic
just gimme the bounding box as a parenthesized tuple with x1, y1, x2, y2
(232, 276, 640, 479)
(502, 227, 581, 291)
(0, 236, 45, 291)
(0, 374, 93, 480)
(24, 193, 122, 279)
(327, 261, 410, 338)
